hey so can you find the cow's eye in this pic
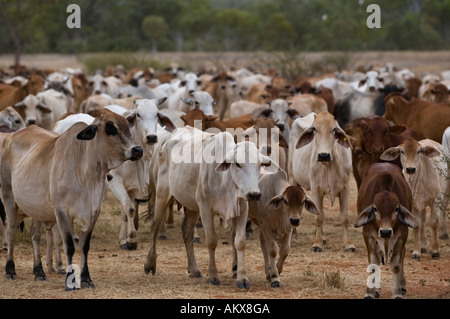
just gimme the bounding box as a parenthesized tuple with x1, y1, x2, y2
(373, 207, 378, 213)
(400, 150, 404, 155)
(105, 121, 118, 136)
(136, 113, 141, 118)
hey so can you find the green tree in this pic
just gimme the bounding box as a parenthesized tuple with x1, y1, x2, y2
(141, 15, 169, 53)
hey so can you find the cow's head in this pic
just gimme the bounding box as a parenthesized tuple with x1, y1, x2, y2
(380, 138, 441, 182)
(211, 70, 236, 91)
(296, 111, 351, 163)
(215, 140, 275, 201)
(179, 72, 203, 95)
(88, 73, 107, 96)
(25, 74, 45, 95)
(362, 117, 406, 155)
(126, 98, 175, 146)
(358, 71, 384, 93)
(14, 94, 52, 127)
(181, 91, 216, 116)
(76, 108, 143, 169)
(266, 185, 319, 227)
(354, 191, 417, 238)
(180, 108, 218, 131)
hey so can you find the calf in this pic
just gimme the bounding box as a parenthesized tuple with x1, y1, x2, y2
(248, 170, 318, 287)
(290, 111, 354, 252)
(1, 109, 143, 289)
(381, 138, 447, 259)
(204, 70, 236, 120)
(354, 163, 417, 299)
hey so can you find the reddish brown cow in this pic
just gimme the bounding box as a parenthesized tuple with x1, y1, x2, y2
(402, 76, 422, 100)
(180, 108, 255, 132)
(204, 70, 236, 120)
(0, 75, 45, 118)
(422, 83, 449, 103)
(71, 73, 89, 113)
(345, 116, 417, 189)
(246, 83, 291, 103)
(354, 163, 417, 299)
(384, 93, 450, 143)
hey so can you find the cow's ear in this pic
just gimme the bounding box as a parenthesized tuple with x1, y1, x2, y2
(388, 124, 406, 135)
(286, 108, 300, 119)
(303, 196, 320, 215)
(215, 162, 231, 172)
(181, 97, 194, 106)
(265, 194, 285, 210)
(296, 127, 314, 149)
(397, 205, 418, 229)
(335, 127, 352, 149)
(126, 112, 136, 126)
(380, 147, 400, 161)
(157, 113, 176, 133)
(419, 146, 440, 158)
(180, 114, 187, 124)
(77, 125, 97, 140)
(157, 97, 167, 106)
(354, 206, 375, 228)
(37, 103, 52, 113)
(358, 79, 366, 87)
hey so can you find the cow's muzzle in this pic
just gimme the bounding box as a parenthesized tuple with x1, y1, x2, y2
(130, 146, 143, 161)
(246, 192, 262, 201)
(146, 134, 158, 144)
(379, 229, 392, 238)
(290, 218, 300, 227)
(318, 153, 331, 162)
(406, 167, 416, 174)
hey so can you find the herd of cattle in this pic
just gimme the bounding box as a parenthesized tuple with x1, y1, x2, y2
(0, 61, 449, 298)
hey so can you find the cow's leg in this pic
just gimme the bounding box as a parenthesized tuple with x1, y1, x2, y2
(199, 203, 220, 285)
(181, 208, 202, 278)
(429, 204, 440, 258)
(4, 200, 19, 280)
(79, 229, 94, 288)
(110, 183, 137, 250)
(52, 224, 65, 274)
(232, 201, 250, 289)
(311, 190, 325, 252)
(144, 192, 170, 275)
(390, 243, 406, 299)
(265, 230, 281, 288)
(339, 187, 355, 252)
(30, 219, 46, 281)
(259, 229, 271, 282)
(56, 210, 78, 290)
(439, 180, 449, 239)
(277, 230, 292, 277)
(412, 208, 423, 259)
(365, 238, 381, 299)
(46, 226, 55, 273)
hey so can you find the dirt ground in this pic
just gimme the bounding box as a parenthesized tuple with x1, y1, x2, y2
(0, 171, 449, 300)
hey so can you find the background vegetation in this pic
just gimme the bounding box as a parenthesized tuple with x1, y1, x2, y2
(0, 0, 449, 59)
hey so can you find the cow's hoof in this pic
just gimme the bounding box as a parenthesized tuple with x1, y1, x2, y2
(412, 254, 421, 260)
(270, 281, 281, 288)
(401, 288, 407, 295)
(431, 252, 440, 259)
(34, 275, 47, 282)
(439, 234, 449, 240)
(345, 247, 356, 253)
(311, 246, 322, 252)
(144, 265, 156, 275)
(421, 248, 427, 254)
(5, 273, 17, 280)
(81, 280, 95, 288)
(193, 237, 201, 244)
(207, 278, 221, 286)
(236, 279, 251, 289)
(363, 295, 373, 299)
(157, 235, 168, 241)
(394, 296, 403, 299)
(375, 291, 380, 298)
(188, 270, 203, 278)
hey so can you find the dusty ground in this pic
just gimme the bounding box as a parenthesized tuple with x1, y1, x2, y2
(0, 172, 448, 300)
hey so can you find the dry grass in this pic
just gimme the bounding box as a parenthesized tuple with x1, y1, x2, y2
(1, 173, 449, 300)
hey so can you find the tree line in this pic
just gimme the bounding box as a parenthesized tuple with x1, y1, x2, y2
(0, 0, 449, 61)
